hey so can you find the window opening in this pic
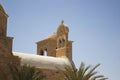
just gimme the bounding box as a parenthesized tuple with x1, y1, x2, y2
(40, 50, 44, 55)
(40, 48, 47, 56)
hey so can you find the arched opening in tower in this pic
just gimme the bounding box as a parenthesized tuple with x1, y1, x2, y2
(40, 48, 47, 56)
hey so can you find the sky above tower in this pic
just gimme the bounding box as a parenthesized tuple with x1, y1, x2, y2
(0, 0, 120, 80)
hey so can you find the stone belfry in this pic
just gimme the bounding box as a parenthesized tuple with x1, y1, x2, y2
(0, 4, 20, 80)
(56, 21, 73, 60)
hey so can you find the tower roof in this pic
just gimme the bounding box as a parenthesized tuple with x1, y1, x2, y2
(58, 20, 68, 28)
(57, 20, 69, 33)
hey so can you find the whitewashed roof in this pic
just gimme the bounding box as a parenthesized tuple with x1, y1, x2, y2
(13, 52, 72, 70)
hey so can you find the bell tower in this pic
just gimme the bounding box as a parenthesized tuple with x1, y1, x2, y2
(0, 4, 7, 37)
(56, 21, 73, 60)
(0, 4, 20, 80)
(0, 4, 13, 56)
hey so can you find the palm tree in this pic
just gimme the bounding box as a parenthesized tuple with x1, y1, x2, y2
(59, 62, 108, 80)
(10, 64, 45, 80)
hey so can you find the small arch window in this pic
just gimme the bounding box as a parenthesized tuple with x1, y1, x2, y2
(40, 49, 44, 55)
(62, 39, 65, 47)
(39, 48, 47, 56)
(58, 38, 66, 48)
(59, 39, 62, 48)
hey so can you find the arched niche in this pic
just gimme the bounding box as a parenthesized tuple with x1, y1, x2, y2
(39, 48, 48, 56)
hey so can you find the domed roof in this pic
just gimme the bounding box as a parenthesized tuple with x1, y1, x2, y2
(57, 20, 69, 33)
(13, 52, 72, 70)
(46, 32, 57, 39)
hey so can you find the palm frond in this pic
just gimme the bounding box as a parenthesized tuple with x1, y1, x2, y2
(9, 65, 20, 80)
(10, 64, 45, 80)
(58, 62, 108, 80)
(99, 78, 108, 80)
(78, 62, 92, 80)
(91, 75, 104, 80)
(83, 64, 100, 80)
(32, 70, 45, 80)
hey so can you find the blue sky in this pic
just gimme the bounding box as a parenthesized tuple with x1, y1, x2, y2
(0, 0, 120, 80)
